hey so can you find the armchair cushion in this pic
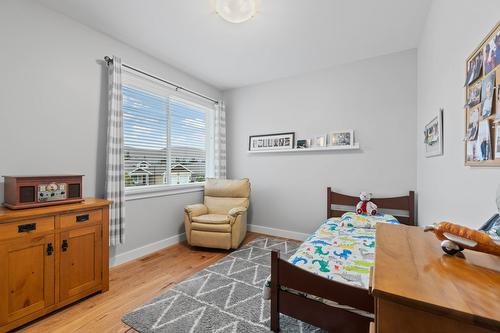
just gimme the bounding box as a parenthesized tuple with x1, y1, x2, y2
(192, 214, 231, 224)
(204, 197, 249, 215)
(191, 222, 231, 233)
(204, 178, 250, 198)
(185, 204, 208, 218)
(228, 206, 247, 217)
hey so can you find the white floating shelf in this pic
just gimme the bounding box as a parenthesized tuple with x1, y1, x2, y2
(248, 143, 360, 154)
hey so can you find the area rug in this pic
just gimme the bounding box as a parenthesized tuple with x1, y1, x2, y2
(122, 237, 326, 332)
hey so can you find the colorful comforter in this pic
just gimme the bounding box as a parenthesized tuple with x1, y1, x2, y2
(263, 213, 399, 316)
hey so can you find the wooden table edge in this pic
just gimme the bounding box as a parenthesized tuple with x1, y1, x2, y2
(0, 198, 112, 223)
(372, 289, 500, 331)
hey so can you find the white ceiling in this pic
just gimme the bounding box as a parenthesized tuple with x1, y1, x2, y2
(35, 0, 432, 90)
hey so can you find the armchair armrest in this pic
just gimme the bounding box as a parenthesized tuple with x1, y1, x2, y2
(185, 204, 208, 218)
(228, 206, 247, 217)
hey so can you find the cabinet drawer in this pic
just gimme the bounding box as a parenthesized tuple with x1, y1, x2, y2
(0, 216, 55, 241)
(60, 209, 102, 229)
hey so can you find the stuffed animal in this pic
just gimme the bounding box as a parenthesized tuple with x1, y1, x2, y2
(424, 222, 500, 256)
(356, 192, 378, 216)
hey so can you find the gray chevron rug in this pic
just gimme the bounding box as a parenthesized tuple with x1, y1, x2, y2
(122, 237, 325, 333)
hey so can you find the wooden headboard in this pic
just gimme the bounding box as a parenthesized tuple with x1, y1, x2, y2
(327, 187, 416, 226)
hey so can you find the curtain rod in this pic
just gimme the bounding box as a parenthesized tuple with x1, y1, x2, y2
(104, 56, 219, 104)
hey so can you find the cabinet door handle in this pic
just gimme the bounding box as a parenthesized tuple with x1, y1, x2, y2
(18, 223, 37, 233)
(76, 214, 89, 222)
(47, 243, 54, 256)
(62, 239, 69, 252)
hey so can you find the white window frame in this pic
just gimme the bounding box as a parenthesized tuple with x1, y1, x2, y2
(122, 69, 214, 201)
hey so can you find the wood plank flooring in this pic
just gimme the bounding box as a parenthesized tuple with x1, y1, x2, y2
(13, 232, 274, 333)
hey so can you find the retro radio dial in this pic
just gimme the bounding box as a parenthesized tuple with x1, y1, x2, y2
(38, 182, 67, 202)
(46, 183, 59, 192)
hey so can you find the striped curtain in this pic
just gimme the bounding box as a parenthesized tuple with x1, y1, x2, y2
(106, 56, 125, 245)
(214, 102, 227, 179)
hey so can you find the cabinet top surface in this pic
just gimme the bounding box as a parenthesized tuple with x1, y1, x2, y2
(373, 223, 500, 324)
(0, 197, 111, 222)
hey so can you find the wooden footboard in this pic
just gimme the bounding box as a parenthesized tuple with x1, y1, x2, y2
(270, 250, 373, 333)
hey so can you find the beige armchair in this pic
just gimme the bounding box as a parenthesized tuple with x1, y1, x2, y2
(184, 178, 250, 250)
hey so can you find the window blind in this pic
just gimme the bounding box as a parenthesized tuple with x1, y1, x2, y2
(122, 84, 209, 188)
(170, 98, 207, 184)
(123, 85, 168, 187)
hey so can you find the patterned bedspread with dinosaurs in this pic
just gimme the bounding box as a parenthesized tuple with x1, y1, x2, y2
(263, 213, 399, 314)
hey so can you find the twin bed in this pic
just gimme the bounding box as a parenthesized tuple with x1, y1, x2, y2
(267, 187, 415, 332)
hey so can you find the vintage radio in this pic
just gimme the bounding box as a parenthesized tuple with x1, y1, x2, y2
(3, 175, 84, 209)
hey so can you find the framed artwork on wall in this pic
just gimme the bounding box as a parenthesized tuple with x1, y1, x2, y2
(464, 21, 500, 166)
(248, 132, 295, 151)
(424, 108, 444, 158)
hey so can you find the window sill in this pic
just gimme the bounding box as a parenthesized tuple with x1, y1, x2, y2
(125, 183, 204, 201)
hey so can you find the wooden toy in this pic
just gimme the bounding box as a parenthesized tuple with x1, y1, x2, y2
(424, 221, 500, 256)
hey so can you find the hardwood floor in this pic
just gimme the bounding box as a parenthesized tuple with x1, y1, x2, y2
(13, 232, 271, 333)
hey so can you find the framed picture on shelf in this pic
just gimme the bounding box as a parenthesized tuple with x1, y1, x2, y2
(311, 135, 326, 147)
(496, 126, 500, 159)
(484, 34, 497, 75)
(465, 51, 483, 86)
(248, 132, 295, 151)
(424, 108, 444, 157)
(480, 71, 495, 117)
(496, 84, 500, 123)
(328, 130, 354, 147)
(466, 141, 476, 161)
(476, 119, 492, 161)
(466, 107, 480, 141)
(466, 80, 482, 107)
(296, 139, 308, 149)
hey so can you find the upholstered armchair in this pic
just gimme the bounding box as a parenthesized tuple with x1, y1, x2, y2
(184, 178, 250, 250)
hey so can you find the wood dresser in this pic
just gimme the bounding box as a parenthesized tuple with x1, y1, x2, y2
(0, 198, 111, 332)
(372, 223, 500, 333)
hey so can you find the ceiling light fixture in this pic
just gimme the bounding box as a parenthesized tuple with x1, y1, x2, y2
(215, 0, 257, 24)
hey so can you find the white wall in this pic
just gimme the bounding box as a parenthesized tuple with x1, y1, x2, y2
(0, 0, 220, 262)
(224, 50, 417, 234)
(417, 0, 500, 228)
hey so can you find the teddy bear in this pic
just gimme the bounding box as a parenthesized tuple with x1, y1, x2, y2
(356, 192, 378, 216)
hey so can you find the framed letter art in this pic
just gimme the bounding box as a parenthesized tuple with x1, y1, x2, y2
(248, 132, 295, 151)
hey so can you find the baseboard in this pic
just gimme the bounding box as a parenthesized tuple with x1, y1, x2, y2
(109, 233, 186, 267)
(248, 224, 309, 241)
(109, 225, 306, 267)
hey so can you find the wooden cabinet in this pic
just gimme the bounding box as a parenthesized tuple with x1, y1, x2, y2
(0, 234, 55, 325)
(60, 224, 102, 302)
(0, 198, 111, 333)
(372, 224, 500, 333)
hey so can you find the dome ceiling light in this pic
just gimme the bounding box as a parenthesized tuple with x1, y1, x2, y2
(215, 0, 258, 24)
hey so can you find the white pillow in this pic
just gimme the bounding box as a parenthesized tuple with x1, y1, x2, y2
(336, 212, 399, 228)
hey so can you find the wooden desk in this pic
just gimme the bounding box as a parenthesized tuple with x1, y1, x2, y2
(372, 224, 500, 333)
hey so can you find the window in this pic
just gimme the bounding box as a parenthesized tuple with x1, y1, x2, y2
(122, 74, 214, 192)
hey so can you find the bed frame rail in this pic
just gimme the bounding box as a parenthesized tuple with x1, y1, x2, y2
(271, 251, 373, 332)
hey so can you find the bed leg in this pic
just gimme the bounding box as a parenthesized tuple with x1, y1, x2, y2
(271, 250, 280, 332)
